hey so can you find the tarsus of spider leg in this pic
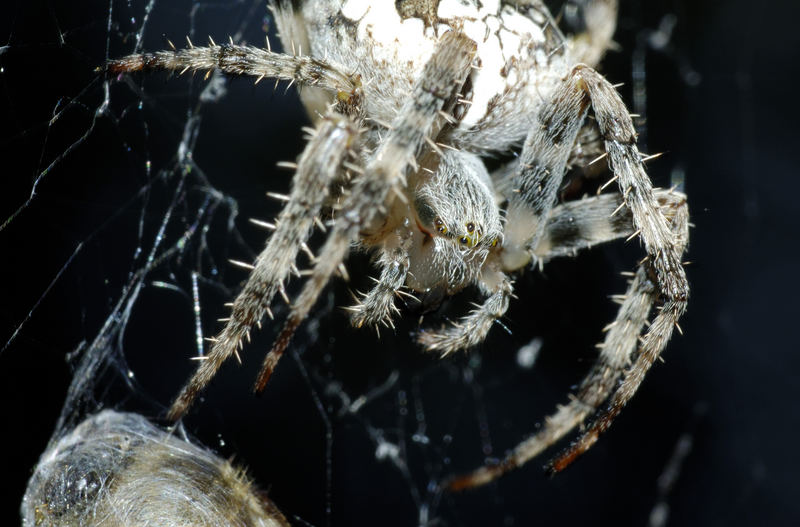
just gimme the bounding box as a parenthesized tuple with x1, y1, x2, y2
(253, 32, 478, 393)
(103, 42, 359, 99)
(167, 114, 359, 420)
(546, 196, 689, 474)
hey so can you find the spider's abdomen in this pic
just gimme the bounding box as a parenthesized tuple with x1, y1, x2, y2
(277, 0, 571, 151)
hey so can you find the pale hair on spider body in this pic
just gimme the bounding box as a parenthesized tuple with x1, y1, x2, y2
(104, 0, 690, 488)
(22, 411, 289, 527)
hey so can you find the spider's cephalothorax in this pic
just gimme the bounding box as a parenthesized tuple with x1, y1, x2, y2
(106, 0, 689, 488)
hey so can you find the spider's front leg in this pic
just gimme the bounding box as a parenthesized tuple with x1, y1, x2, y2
(447, 189, 688, 490)
(500, 69, 592, 272)
(168, 114, 360, 420)
(105, 31, 366, 420)
(251, 31, 478, 392)
(546, 189, 689, 473)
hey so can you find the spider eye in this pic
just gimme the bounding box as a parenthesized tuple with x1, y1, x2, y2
(434, 217, 447, 234)
(459, 236, 469, 245)
(466, 222, 475, 233)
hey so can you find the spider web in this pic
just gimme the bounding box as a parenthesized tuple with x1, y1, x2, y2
(2, 1, 703, 525)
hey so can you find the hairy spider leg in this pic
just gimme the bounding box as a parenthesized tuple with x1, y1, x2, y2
(547, 191, 688, 473)
(534, 190, 683, 263)
(575, 65, 689, 305)
(105, 40, 358, 96)
(168, 115, 360, 420)
(447, 189, 687, 490)
(501, 67, 592, 272)
(348, 240, 412, 330)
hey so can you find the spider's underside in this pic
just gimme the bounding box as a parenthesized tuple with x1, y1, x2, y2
(106, 0, 689, 489)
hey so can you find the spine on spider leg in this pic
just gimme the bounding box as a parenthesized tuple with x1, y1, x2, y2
(103, 42, 358, 98)
(446, 191, 688, 489)
(252, 32, 478, 392)
(254, 172, 419, 393)
(167, 114, 359, 421)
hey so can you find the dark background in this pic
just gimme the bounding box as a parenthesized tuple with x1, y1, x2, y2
(2, 0, 799, 525)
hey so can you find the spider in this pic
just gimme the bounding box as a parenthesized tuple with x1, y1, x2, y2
(105, 0, 689, 490)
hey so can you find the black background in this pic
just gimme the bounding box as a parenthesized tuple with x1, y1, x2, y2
(2, 0, 799, 525)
